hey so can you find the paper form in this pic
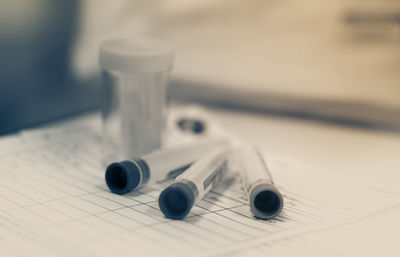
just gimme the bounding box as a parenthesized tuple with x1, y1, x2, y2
(0, 114, 399, 257)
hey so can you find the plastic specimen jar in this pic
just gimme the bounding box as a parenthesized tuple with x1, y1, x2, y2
(100, 38, 173, 163)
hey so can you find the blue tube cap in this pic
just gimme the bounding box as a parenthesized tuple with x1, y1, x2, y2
(250, 183, 283, 219)
(159, 182, 195, 220)
(105, 161, 142, 195)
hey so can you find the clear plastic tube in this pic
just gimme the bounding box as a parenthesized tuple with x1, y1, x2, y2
(105, 139, 229, 195)
(158, 147, 229, 219)
(235, 146, 284, 219)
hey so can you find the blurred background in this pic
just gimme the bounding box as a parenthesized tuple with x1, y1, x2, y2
(1, 0, 400, 135)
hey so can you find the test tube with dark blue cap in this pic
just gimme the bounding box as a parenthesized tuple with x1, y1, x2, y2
(105, 139, 229, 195)
(235, 146, 284, 220)
(158, 147, 229, 219)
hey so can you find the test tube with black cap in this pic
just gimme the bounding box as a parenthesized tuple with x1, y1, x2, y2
(235, 146, 284, 219)
(158, 147, 229, 220)
(105, 139, 229, 195)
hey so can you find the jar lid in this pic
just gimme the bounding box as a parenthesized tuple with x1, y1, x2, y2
(99, 37, 174, 73)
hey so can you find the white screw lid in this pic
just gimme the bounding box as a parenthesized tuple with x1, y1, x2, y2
(99, 37, 174, 73)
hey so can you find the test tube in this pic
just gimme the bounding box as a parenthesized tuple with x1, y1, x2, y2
(105, 139, 229, 195)
(158, 147, 229, 220)
(100, 37, 173, 163)
(235, 146, 284, 219)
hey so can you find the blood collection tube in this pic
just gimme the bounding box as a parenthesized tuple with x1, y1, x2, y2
(158, 147, 229, 220)
(235, 146, 284, 219)
(105, 139, 229, 195)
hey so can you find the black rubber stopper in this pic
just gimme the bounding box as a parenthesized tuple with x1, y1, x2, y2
(105, 161, 141, 195)
(158, 182, 195, 220)
(254, 190, 281, 215)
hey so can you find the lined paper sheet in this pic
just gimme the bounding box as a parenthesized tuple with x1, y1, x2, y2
(0, 115, 399, 257)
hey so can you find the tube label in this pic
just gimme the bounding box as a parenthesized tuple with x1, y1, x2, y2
(203, 160, 227, 189)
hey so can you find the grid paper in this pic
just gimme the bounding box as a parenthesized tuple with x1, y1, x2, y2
(0, 127, 395, 257)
